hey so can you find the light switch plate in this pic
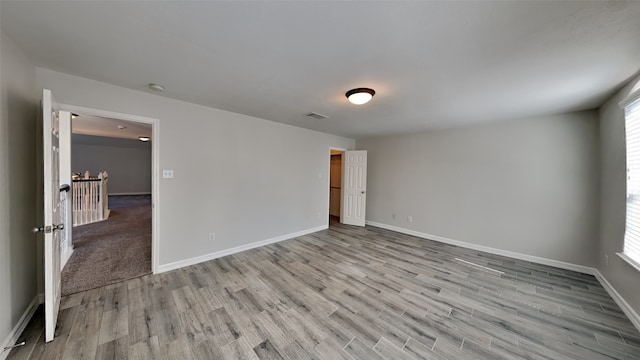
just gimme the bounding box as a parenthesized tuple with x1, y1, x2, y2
(163, 170, 174, 178)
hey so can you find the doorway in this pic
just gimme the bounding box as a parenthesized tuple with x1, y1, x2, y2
(58, 106, 159, 295)
(329, 149, 368, 226)
(329, 149, 344, 224)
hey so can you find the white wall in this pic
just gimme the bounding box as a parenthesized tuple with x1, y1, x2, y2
(357, 111, 601, 267)
(72, 134, 152, 195)
(36, 68, 354, 267)
(599, 73, 640, 315)
(0, 32, 38, 354)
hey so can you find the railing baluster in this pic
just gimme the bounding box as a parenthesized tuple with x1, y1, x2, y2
(71, 171, 109, 227)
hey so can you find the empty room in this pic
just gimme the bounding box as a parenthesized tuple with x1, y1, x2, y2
(2, 1, 640, 359)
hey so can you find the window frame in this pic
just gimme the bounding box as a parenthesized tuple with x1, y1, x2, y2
(618, 92, 640, 272)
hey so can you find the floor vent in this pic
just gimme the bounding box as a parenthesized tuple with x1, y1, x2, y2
(306, 112, 328, 120)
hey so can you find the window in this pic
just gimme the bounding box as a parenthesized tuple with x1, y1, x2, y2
(623, 96, 640, 270)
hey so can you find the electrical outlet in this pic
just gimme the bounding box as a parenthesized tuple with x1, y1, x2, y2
(209, 233, 216, 241)
(162, 169, 174, 178)
(408, 215, 413, 223)
(604, 254, 609, 266)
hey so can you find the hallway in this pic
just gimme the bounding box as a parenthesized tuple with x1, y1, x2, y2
(61, 195, 151, 296)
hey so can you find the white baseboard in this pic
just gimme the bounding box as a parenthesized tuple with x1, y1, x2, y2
(157, 225, 329, 273)
(107, 192, 151, 196)
(0, 295, 40, 360)
(365, 221, 594, 274)
(366, 220, 640, 333)
(592, 270, 640, 332)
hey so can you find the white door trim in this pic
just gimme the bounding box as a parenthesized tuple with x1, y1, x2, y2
(58, 104, 160, 274)
(58, 111, 73, 269)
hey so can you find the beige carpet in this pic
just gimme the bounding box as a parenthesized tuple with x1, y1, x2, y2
(61, 195, 151, 296)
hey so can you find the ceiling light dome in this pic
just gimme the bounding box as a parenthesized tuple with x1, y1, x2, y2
(149, 83, 165, 92)
(346, 88, 375, 105)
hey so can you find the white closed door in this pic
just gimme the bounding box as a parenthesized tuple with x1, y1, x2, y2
(40, 89, 64, 342)
(341, 150, 367, 226)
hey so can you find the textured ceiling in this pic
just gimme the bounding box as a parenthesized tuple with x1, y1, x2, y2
(2, 1, 639, 139)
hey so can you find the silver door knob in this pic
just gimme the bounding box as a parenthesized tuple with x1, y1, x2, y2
(32, 224, 64, 233)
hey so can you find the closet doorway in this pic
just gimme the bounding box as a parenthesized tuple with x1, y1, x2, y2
(329, 149, 344, 223)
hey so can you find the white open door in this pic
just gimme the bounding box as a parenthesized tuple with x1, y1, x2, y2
(38, 89, 64, 342)
(341, 150, 367, 226)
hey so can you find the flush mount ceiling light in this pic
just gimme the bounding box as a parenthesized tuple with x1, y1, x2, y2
(138, 136, 150, 142)
(148, 83, 165, 92)
(71, 113, 79, 119)
(117, 125, 127, 130)
(346, 88, 375, 105)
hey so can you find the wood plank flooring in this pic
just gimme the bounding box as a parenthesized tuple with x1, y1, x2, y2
(7, 223, 640, 359)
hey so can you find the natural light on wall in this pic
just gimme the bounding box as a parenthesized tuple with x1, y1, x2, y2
(623, 96, 640, 271)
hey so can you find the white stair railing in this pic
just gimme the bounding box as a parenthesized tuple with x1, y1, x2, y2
(72, 171, 110, 226)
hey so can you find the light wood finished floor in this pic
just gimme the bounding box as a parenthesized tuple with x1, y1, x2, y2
(8, 223, 640, 359)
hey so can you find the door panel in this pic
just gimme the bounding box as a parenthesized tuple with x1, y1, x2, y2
(42, 89, 63, 342)
(341, 150, 367, 226)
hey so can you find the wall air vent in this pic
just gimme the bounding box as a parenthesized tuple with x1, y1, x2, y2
(305, 112, 328, 120)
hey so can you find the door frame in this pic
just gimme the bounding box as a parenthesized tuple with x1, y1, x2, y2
(58, 111, 73, 268)
(58, 104, 160, 273)
(327, 147, 347, 225)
